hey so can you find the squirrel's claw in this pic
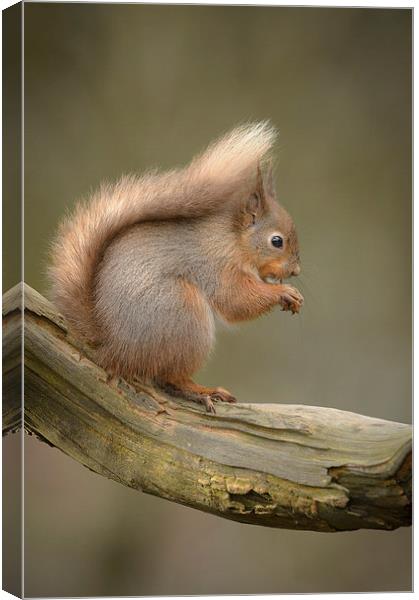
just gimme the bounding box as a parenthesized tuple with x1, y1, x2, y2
(203, 396, 216, 414)
(202, 388, 237, 413)
(210, 387, 237, 404)
(158, 380, 237, 414)
(278, 285, 304, 314)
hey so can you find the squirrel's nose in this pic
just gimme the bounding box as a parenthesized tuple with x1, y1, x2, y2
(291, 265, 301, 276)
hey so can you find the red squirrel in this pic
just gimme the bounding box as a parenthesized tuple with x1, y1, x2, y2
(49, 123, 303, 412)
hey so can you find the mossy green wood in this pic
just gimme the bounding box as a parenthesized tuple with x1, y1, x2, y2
(3, 283, 412, 531)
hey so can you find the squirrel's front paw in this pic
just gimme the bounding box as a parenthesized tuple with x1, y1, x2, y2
(278, 285, 304, 314)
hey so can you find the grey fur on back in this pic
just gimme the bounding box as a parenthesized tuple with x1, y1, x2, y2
(94, 213, 238, 380)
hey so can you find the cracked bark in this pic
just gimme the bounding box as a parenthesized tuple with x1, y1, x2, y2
(3, 283, 412, 532)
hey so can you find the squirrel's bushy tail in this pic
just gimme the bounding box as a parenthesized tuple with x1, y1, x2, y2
(48, 121, 276, 339)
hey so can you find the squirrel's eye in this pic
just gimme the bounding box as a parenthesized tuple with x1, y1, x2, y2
(271, 235, 283, 248)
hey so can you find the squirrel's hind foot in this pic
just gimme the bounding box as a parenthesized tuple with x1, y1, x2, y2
(158, 378, 237, 414)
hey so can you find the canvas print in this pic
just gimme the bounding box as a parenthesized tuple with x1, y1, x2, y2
(3, 3, 412, 596)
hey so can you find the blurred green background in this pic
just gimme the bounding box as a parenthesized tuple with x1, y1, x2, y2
(16, 4, 412, 596)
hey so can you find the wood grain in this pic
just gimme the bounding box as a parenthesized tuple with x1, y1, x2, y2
(3, 283, 412, 531)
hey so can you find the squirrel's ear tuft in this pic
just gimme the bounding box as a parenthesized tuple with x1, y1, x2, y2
(264, 160, 276, 198)
(241, 164, 267, 227)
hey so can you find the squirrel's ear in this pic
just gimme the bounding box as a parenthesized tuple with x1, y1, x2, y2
(241, 165, 266, 227)
(264, 160, 276, 198)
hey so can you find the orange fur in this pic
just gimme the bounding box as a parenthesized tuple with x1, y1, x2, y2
(213, 267, 303, 322)
(258, 260, 284, 282)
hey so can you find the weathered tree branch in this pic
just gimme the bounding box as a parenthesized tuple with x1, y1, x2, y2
(3, 283, 412, 531)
